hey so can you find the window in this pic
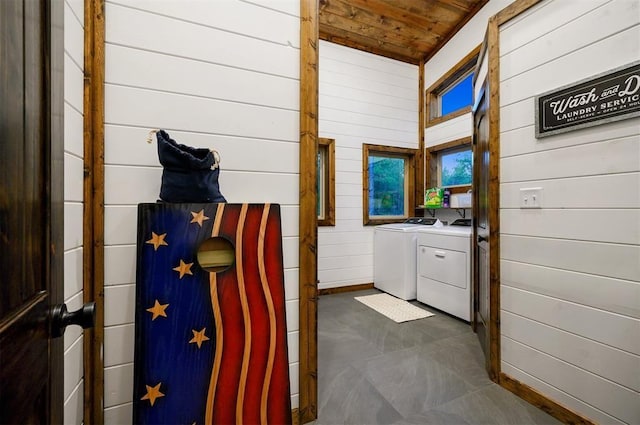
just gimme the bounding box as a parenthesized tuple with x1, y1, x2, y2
(317, 138, 335, 226)
(439, 145, 472, 187)
(425, 137, 472, 196)
(440, 73, 474, 116)
(426, 45, 480, 127)
(363, 144, 417, 225)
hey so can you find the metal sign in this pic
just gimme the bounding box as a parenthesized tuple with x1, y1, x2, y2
(535, 61, 640, 138)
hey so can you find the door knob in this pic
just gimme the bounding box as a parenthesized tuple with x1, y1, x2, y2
(51, 302, 96, 338)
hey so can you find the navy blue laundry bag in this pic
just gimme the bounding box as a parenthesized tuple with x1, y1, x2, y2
(151, 129, 227, 203)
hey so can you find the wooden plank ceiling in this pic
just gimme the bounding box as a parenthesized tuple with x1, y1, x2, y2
(319, 0, 488, 64)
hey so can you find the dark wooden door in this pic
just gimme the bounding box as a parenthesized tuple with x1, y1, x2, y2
(0, 1, 64, 423)
(472, 82, 491, 373)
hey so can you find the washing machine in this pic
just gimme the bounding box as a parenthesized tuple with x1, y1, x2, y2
(415, 220, 472, 321)
(373, 217, 441, 300)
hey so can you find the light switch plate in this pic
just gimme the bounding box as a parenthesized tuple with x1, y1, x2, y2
(520, 187, 543, 209)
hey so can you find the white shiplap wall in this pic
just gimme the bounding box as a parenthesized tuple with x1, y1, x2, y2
(318, 41, 418, 289)
(498, 1, 640, 424)
(102, 1, 301, 422)
(63, 0, 85, 423)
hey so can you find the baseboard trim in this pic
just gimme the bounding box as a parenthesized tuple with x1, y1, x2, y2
(500, 373, 595, 425)
(318, 283, 374, 296)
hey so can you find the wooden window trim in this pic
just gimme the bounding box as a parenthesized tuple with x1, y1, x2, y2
(418, 60, 425, 210)
(84, 0, 105, 423)
(363, 143, 417, 226)
(298, 0, 319, 421)
(317, 138, 335, 226)
(425, 136, 472, 194)
(425, 44, 480, 128)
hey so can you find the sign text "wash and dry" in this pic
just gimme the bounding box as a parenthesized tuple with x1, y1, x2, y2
(536, 62, 640, 138)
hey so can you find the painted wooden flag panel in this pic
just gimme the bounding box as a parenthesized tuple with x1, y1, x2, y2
(133, 203, 292, 425)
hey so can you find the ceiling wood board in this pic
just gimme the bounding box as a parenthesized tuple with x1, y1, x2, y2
(319, 0, 488, 64)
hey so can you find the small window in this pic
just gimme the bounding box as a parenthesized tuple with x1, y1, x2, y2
(317, 138, 335, 226)
(438, 145, 473, 187)
(426, 45, 480, 127)
(363, 144, 417, 225)
(425, 137, 472, 197)
(440, 72, 474, 116)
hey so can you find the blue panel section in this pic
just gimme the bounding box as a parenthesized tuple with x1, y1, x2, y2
(134, 203, 216, 425)
(441, 73, 474, 116)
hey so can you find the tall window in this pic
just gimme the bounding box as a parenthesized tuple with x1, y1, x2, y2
(317, 138, 335, 226)
(426, 45, 480, 127)
(363, 144, 417, 225)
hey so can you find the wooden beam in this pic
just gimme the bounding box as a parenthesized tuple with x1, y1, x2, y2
(83, 0, 105, 423)
(418, 60, 425, 205)
(486, 13, 501, 383)
(299, 0, 319, 422)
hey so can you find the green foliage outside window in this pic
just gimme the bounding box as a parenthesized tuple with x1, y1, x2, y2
(368, 155, 405, 217)
(441, 149, 472, 187)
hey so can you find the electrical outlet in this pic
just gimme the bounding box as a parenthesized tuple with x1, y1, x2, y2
(520, 187, 543, 209)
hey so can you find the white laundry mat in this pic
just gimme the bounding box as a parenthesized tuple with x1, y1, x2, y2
(354, 293, 434, 323)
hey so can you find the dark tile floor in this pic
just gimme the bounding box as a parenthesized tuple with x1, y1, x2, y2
(315, 289, 562, 425)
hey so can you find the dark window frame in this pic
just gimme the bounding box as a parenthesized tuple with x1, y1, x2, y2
(425, 45, 480, 128)
(363, 143, 417, 225)
(425, 137, 472, 195)
(438, 144, 473, 188)
(317, 138, 335, 226)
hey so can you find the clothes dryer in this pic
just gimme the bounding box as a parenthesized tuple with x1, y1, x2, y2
(415, 224, 472, 321)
